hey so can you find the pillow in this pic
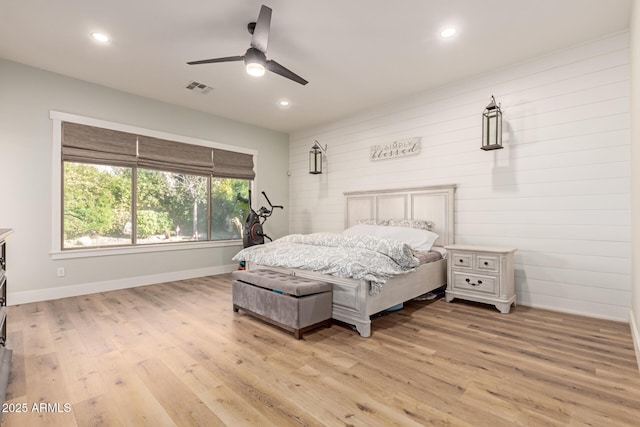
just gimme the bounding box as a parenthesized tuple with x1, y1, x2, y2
(343, 224, 439, 252)
(386, 218, 433, 231)
(379, 225, 439, 252)
(343, 224, 382, 236)
(357, 219, 386, 225)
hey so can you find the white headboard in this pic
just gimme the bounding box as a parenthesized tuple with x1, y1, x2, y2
(344, 184, 456, 247)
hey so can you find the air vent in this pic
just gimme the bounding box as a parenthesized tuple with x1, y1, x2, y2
(185, 81, 213, 94)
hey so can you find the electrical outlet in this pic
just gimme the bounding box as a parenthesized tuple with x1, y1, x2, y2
(57, 267, 65, 277)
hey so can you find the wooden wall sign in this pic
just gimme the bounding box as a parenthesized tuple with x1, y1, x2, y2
(370, 137, 421, 161)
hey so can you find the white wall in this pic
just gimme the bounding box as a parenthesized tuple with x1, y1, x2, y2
(289, 32, 631, 321)
(0, 59, 289, 303)
(630, 0, 640, 368)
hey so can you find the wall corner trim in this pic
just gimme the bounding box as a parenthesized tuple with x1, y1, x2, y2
(630, 309, 640, 373)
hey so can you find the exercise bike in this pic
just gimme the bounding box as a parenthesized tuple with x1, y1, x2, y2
(241, 190, 283, 248)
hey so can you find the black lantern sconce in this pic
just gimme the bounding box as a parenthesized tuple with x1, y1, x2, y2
(481, 95, 503, 151)
(309, 140, 327, 174)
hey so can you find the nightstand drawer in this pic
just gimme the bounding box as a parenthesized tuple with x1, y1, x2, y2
(452, 272, 497, 294)
(451, 253, 472, 268)
(476, 254, 498, 272)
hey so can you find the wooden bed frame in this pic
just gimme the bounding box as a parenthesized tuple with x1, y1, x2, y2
(249, 184, 456, 337)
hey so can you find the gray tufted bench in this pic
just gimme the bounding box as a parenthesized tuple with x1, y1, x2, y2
(231, 269, 332, 339)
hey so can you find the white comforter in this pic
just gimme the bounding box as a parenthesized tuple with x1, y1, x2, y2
(232, 232, 419, 294)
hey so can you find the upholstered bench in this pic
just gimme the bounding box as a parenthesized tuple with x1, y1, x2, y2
(231, 269, 332, 339)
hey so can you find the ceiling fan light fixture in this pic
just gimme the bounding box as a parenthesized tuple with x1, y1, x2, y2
(187, 5, 308, 85)
(246, 62, 266, 77)
(244, 47, 267, 77)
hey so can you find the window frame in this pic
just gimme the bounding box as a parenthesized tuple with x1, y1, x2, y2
(50, 111, 258, 260)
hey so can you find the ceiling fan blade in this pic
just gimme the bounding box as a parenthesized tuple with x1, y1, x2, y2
(187, 55, 244, 65)
(266, 60, 308, 85)
(250, 5, 272, 53)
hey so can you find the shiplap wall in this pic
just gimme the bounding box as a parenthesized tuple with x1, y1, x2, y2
(288, 32, 631, 321)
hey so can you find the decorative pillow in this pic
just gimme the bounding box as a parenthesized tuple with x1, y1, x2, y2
(386, 218, 433, 231)
(343, 224, 439, 252)
(357, 219, 386, 225)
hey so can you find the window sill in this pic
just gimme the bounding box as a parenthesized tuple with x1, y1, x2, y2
(50, 239, 242, 260)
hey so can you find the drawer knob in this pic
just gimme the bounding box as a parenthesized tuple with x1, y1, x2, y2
(465, 278, 483, 286)
(484, 261, 489, 266)
(459, 259, 464, 263)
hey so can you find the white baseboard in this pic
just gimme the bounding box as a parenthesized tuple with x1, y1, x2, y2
(520, 301, 629, 323)
(630, 309, 640, 373)
(7, 264, 238, 305)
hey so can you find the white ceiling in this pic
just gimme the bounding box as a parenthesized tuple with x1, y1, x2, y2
(0, 0, 631, 133)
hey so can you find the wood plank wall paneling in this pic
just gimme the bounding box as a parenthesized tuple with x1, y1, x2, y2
(288, 32, 631, 321)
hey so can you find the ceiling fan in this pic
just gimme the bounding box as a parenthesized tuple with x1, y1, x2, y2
(187, 5, 308, 86)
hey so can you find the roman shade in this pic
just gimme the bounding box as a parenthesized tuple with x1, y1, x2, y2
(61, 122, 255, 179)
(62, 122, 137, 166)
(213, 148, 256, 180)
(137, 135, 213, 176)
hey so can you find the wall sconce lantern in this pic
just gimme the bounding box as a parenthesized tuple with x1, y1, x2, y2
(309, 140, 327, 174)
(481, 95, 503, 151)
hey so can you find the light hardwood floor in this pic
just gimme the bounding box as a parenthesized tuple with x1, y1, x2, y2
(3, 273, 640, 426)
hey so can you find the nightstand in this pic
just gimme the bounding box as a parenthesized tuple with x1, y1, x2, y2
(444, 244, 517, 313)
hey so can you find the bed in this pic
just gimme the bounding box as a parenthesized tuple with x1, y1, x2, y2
(236, 185, 456, 337)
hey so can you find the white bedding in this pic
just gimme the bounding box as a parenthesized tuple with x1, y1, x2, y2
(232, 232, 420, 294)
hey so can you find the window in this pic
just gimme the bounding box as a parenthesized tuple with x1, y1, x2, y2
(136, 169, 209, 243)
(211, 177, 250, 240)
(57, 117, 254, 251)
(64, 163, 132, 248)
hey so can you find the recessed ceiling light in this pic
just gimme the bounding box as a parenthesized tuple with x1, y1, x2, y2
(440, 27, 457, 38)
(279, 100, 290, 107)
(91, 32, 110, 43)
